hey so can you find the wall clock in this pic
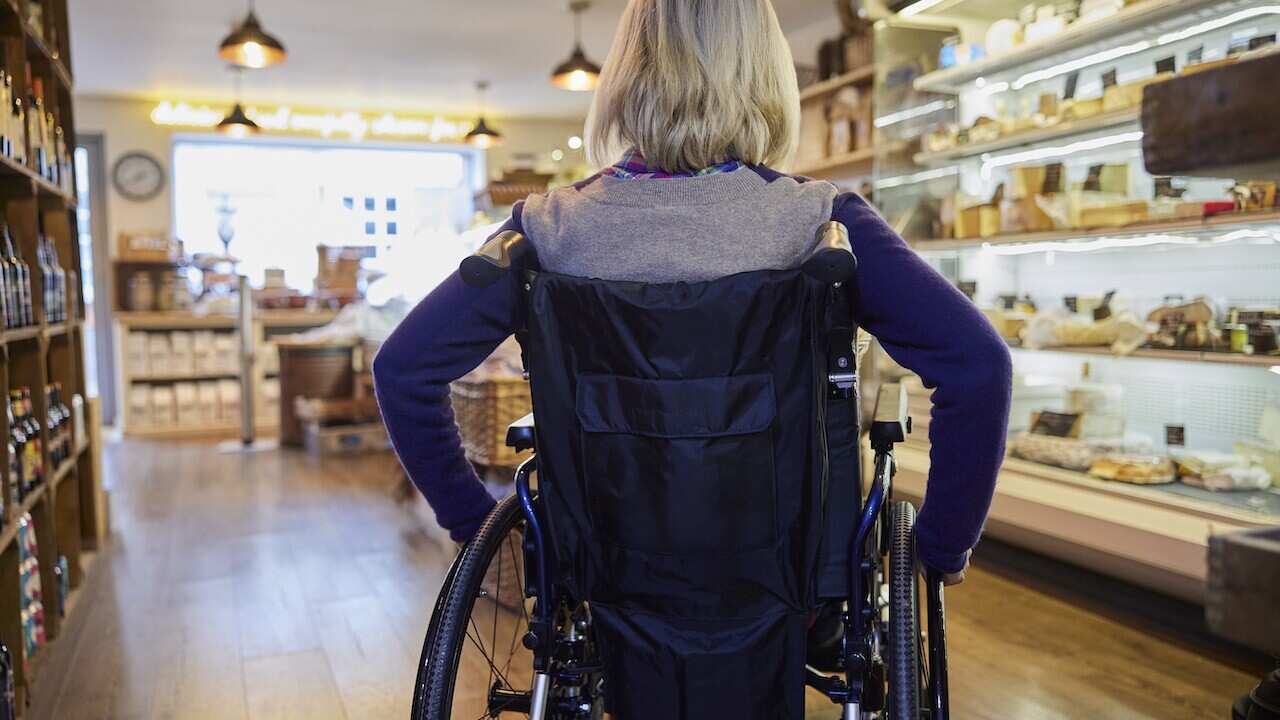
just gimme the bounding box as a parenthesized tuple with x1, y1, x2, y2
(112, 151, 166, 202)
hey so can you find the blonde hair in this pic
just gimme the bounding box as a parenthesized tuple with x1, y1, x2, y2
(585, 0, 800, 174)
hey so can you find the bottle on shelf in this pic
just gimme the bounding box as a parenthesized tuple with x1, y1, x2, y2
(19, 389, 41, 488)
(7, 392, 23, 502)
(8, 392, 27, 500)
(0, 72, 10, 160)
(3, 225, 32, 327)
(0, 225, 16, 329)
(0, 642, 15, 720)
(34, 221, 49, 322)
(25, 67, 54, 183)
(50, 233, 65, 322)
(56, 383, 71, 457)
(9, 78, 24, 167)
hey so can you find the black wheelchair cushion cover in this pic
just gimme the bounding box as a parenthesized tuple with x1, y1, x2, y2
(524, 268, 859, 719)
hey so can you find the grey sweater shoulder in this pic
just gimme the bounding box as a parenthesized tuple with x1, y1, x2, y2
(521, 167, 839, 283)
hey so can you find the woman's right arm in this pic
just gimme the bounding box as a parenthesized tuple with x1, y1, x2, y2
(372, 211, 526, 543)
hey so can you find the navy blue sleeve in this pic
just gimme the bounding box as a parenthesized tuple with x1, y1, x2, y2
(372, 208, 525, 543)
(833, 192, 1012, 574)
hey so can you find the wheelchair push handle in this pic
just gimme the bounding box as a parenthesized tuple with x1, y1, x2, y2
(802, 221, 857, 285)
(461, 230, 534, 288)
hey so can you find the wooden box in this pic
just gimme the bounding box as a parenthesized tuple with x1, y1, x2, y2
(1144, 53, 1280, 179)
(1206, 526, 1280, 654)
(304, 421, 389, 455)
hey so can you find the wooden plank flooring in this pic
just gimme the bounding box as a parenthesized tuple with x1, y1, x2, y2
(27, 439, 1262, 719)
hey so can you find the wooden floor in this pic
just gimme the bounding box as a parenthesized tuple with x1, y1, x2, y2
(26, 439, 1261, 719)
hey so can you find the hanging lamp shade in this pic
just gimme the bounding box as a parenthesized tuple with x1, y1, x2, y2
(550, 46, 601, 91)
(550, 1, 600, 91)
(466, 117, 502, 149)
(219, 11, 288, 69)
(217, 103, 260, 138)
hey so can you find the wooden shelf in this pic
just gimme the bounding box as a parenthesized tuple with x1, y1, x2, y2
(912, 0, 1224, 93)
(51, 459, 73, 487)
(0, 147, 71, 205)
(127, 421, 278, 439)
(0, 483, 47, 557)
(128, 373, 239, 383)
(4, 325, 42, 342)
(913, 108, 1140, 166)
(794, 142, 910, 179)
(114, 312, 237, 330)
(1008, 342, 1280, 369)
(22, 19, 72, 88)
(799, 64, 875, 103)
(912, 209, 1280, 251)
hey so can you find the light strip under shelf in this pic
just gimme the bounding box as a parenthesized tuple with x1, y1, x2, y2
(873, 165, 959, 190)
(980, 131, 1145, 178)
(1007, 5, 1280, 91)
(979, 227, 1280, 256)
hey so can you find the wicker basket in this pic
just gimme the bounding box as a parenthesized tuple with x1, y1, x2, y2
(450, 375, 533, 468)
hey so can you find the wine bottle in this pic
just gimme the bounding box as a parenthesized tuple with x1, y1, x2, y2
(9, 392, 28, 498)
(20, 390, 40, 486)
(0, 226, 16, 329)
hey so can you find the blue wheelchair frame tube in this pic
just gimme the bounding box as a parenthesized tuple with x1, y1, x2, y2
(514, 455, 553, 671)
(845, 449, 889, 699)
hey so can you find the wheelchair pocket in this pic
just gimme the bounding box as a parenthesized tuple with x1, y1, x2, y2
(576, 373, 778, 555)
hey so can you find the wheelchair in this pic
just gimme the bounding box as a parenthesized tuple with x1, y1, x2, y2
(411, 224, 951, 720)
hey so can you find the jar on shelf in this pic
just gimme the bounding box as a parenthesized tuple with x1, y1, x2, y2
(127, 272, 155, 312)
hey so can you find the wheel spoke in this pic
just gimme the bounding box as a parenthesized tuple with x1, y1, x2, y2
(467, 616, 519, 693)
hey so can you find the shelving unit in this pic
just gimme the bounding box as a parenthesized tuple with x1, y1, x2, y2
(912, 108, 1140, 166)
(795, 145, 880, 179)
(115, 309, 337, 438)
(910, 0, 1227, 93)
(0, 0, 100, 709)
(1008, 342, 1280, 370)
(876, 2, 1280, 604)
(913, 209, 1280, 251)
(798, 64, 876, 103)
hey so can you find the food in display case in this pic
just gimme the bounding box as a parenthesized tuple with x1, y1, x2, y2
(1088, 454, 1178, 485)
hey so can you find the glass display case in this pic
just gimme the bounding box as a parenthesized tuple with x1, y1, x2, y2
(867, 0, 1280, 601)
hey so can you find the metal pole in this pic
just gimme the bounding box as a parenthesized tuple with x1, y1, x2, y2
(238, 274, 255, 445)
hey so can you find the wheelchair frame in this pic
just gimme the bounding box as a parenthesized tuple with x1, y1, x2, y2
(450, 225, 950, 720)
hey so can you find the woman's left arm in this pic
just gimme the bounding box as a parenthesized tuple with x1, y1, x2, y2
(373, 214, 526, 543)
(832, 192, 1013, 576)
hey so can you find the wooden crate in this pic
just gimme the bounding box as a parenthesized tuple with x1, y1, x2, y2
(303, 421, 389, 455)
(450, 375, 532, 467)
(1143, 53, 1280, 180)
(1206, 526, 1280, 654)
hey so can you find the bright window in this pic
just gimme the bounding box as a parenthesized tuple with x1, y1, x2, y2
(171, 137, 483, 297)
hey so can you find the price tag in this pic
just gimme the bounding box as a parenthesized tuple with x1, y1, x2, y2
(1155, 56, 1176, 75)
(1165, 424, 1186, 448)
(1064, 71, 1080, 100)
(1101, 68, 1118, 89)
(1187, 46, 1204, 65)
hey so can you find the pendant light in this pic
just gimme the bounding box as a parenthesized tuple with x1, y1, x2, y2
(551, 1, 601, 92)
(466, 81, 503, 149)
(219, 0, 288, 69)
(218, 69, 260, 138)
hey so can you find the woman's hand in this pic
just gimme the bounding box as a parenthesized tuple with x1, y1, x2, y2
(920, 549, 971, 587)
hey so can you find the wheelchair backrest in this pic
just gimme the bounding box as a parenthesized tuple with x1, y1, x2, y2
(520, 267, 860, 615)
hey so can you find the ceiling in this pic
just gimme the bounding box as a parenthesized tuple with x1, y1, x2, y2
(68, 0, 838, 119)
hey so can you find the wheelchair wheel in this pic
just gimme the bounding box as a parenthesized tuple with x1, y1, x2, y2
(887, 501, 921, 719)
(411, 494, 604, 720)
